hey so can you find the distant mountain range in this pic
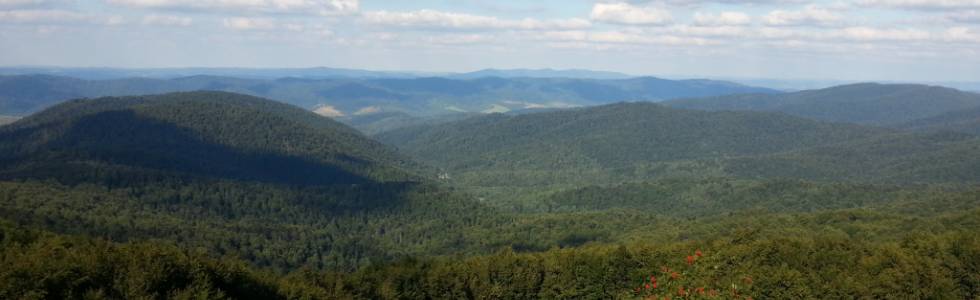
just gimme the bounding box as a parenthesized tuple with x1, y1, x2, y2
(0, 74, 778, 116)
(450, 68, 633, 80)
(0, 67, 426, 80)
(0, 67, 635, 80)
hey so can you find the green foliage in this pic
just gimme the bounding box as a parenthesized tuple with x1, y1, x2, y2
(377, 102, 980, 194)
(665, 82, 980, 126)
(2, 89, 979, 298)
(376, 102, 889, 189)
(0, 179, 495, 271)
(898, 105, 980, 135)
(539, 178, 980, 216)
(724, 131, 980, 183)
(3, 209, 977, 299)
(287, 208, 980, 299)
(0, 222, 284, 299)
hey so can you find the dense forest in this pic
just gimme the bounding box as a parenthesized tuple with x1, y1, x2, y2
(899, 106, 980, 135)
(0, 89, 978, 298)
(3, 195, 978, 299)
(375, 102, 980, 198)
(664, 83, 980, 126)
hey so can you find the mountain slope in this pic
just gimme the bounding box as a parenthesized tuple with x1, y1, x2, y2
(665, 83, 980, 125)
(724, 131, 980, 183)
(898, 106, 980, 135)
(0, 91, 500, 270)
(0, 91, 418, 186)
(543, 178, 980, 216)
(375, 102, 887, 187)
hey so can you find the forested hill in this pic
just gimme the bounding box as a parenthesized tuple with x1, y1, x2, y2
(664, 83, 980, 126)
(898, 105, 980, 135)
(723, 130, 980, 183)
(375, 102, 888, 186)
(0, 91, 496, 271)
(0, 91, 420, 186)
(0, 74, 778, 117)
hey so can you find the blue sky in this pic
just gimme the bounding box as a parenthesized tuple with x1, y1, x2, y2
(1, 0, 979, 81)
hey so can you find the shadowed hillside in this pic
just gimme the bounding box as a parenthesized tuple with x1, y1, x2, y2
(0, 91, 419, 186)
(0, 91, 492, 271)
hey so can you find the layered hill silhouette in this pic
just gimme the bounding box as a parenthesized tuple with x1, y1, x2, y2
(0, 74, 777, 117)
(0, 91, 418, 186)
(665, 83, 980, 126)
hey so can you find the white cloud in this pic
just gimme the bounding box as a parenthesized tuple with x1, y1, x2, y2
(223, 17, 283, 30)
(660, 0, 809, 5)
(353, 106, 380, 115)
(538, 29, 714, 46)
(947, 10, 980, 23)
(141, 14, 192, 26)
(693, 11, 751, 26)
(763, 5, 843, 27)
(0, 9, 83, 22)
(362, 9, 591, 31)
(755, 26, 808, 39)
(667, 25, 750, 37)
(858, 0, 980, 10)
(942, 26, 980, 42)
(313, 105, 344, 117)
(106, 0, 359, 16)
(220, 17, 332, 40)
(0, 0, 53, 8)
(0, 9, 125, 25)
(590, 2, 673, 26)
(427, 33, 494, 45)
(833, 26, 931, 41)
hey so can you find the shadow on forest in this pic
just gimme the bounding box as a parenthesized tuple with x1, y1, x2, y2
(0, 109, 378, 187)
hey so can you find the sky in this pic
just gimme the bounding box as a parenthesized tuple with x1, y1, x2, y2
(1, 0, 980, 81)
